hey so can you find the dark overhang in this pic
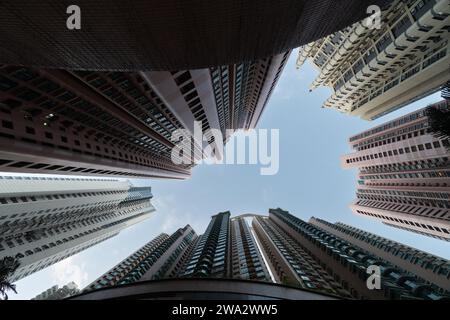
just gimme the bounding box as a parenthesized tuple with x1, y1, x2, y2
(1, 0, 392, 71)
(69, 278, 343, 300)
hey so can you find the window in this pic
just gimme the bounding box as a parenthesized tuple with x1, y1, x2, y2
(180, 82, 195, 95)
(25, 127, 35, 135)
(392, 16, 412, 38)
(1, 120, 13, 129)
(376, 33, 392, 52)
(174, 71, 191, 86)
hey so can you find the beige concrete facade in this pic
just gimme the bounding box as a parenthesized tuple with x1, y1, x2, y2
(342, 100, 450, 241)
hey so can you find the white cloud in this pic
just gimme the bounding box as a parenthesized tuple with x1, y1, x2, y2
(50, 256, 89, 288)
(152, 194, 203, 234)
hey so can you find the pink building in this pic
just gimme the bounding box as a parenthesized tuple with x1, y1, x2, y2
(342, 100, 450, 241)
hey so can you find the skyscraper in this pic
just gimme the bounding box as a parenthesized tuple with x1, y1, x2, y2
(230, 216, 271, 282)
(267, 208, 449, 299)
(296, 0, 450, 120)
(85, 212, 273, 294)
(84, 225, 196, 291)
(0, 52, 290, 179)
(252, 215, 350, 297)
(180, 211, 231, 278)
(73, 209, 449, 300)
(342, 100, 450, 241)
(309, 217, 450, 292)
(0, 175, 155, 282)
(31, 281, 80, 300)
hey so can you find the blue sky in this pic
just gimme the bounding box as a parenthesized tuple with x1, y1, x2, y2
(10, 52, 449, 299)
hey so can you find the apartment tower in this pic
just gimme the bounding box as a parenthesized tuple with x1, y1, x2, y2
(84, 225, 197, 291)
(76, 209, 449, 300)
(252, 215, 351, 297)
(31, 281, 80, 300)
(0, 175, 155, 282)
(0, 52, 290, 179)
(230, 216, 272, 282)
(296, 0, 450, 120)
(266, 208, 449, 299)
(342, 100, 450, 241)
(309, 217, 450, 292)
(180, 211, 231, 278)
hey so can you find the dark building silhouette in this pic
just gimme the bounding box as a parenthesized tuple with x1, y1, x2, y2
(1, 1, 392, 71)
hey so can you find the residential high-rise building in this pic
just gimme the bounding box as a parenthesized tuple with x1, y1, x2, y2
(84, 213, 274, 294)
(0, 52, 290, 179)
(31, 281, 80, 300)
(267, 208, 449, 299)
(296, 0, 450, 120)
(84, 225, 196, 292)
(230, 216, 271, 282)
(342, 100, 450, 241)
(309, 217, 450, 292)
(180, 211, 231, 278)
(72, 209, 449, 300)
(0, 175, 155, 282)
(252, 215, 351, 297)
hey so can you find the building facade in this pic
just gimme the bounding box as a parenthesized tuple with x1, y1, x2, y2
(31, 281, 80, 300)
(296, 0, 450, 120)
(342, 100, 450, 241)
(309, 217, 450, 292)
(77, 208, 449, 300)
(267, 208, 449, 299)
(180, 211, 231, 278)
(0, 175, 155, 282)
(85, 212, 275, 294)
(0, 52, 290, 179)
(84, 225, 196, 291)
(252, 215, 350, 297)
(230, 216, 271, 281)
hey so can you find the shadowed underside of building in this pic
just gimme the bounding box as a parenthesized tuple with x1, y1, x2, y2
(0, 0, 392, 71)
(69, 278, 341, 300)
(0, 52, 290, 179)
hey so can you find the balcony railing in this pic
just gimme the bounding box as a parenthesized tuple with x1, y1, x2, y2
(350, 44, 448, 112)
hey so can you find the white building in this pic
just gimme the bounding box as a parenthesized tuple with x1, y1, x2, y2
(341, 100, 450, 241)
(297, 0, 450, 120)
(31, 281, 80, 300)
(0, 175, 155, 282)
